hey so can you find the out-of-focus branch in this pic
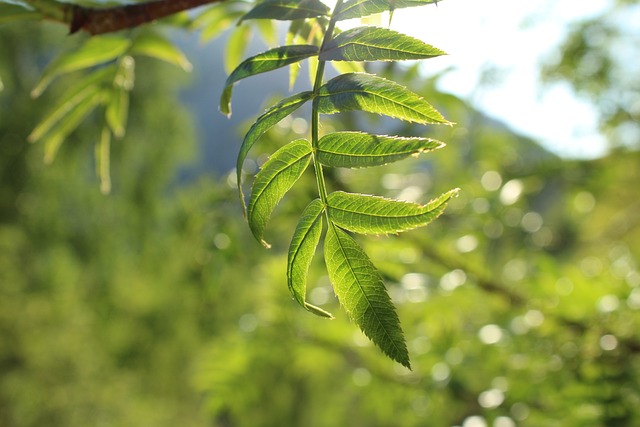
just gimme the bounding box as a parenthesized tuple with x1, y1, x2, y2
(23, 0, 225, 35)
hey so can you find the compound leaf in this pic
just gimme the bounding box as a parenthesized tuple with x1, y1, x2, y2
(248, 139, 312, 247)
(220, 45, 319, 116)
(236, 91, 313, 214)
(317, 131, 444, 168)
(241, 0, 329, 22)
(321, 26, 446, 62)
(335, 0, 441, 21)
(325, 224, 410, 368)
(288, 199, 333, 318)
(327, 188, 459, 235)
(317, 73, 451, 125)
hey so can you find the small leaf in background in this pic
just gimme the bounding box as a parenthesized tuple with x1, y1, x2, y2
(28, 66, 116, 143)
(236, 91, 313, 213)
(95, 126, 112, 194)
(106, 57, 134, 139)
(256, 19, 278, 47)
(42, 89, 106, 164)
(32, 36, 131, 97)
(318, 131, 444, 168)
(335, 0, 440, 21)
(329, 59, 366, 76)
(224, 24, 252, 75)
(220, 45, 319, 116)
(241, 0, 329, 22)
(327, 189, 459, 235)
(248, 139, 313, 247)
(287, 198, 333, 318)
(325, 224, 410, 368)
(129, 31, 192, 72)
(317, 72, 452, 125)
(0, 3, 41, 23)
(320, 26, 446, 62)
(193, 6, 246, 43)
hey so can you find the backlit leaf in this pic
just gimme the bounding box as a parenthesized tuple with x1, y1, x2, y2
(325, 224, 410, 368)
(129, 31, 193, 72)
(236, 91, 313, 214)
(32, 36, 131, 97)
(318, 131, 444, 168)
(248, 139, 313, 247)
(287, 199, 333, 318)
(317, 73, 451, 125)
(241, 0, 329, 22)
(220, 45, 319, 116)
(320, 26, 446, 62)
(335, 0, 441, 21)
(224, 24, 252, 75)
(327, 189, 459, 235)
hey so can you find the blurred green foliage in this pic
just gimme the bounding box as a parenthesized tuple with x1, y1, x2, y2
(1, 5, 640, 427)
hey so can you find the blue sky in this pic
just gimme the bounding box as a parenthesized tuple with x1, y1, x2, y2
(327, 0, 611, 158)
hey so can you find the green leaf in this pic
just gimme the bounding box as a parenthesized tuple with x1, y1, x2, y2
(320, 26, 446, 62)
(241, 0, 329, 22)
(256, 19, 278, 46)
(225, 24, 252, 75)
(0, 3, 41, 23)
(193, 7, 246, 43)
(335, 0, 441, 21)
(41, 89, 106, 164)
(236, 91, 313, 214)
(330, 59, 366, 76)
(28, 66, 116, 143)
(325, 224, 410, 368)
(95, 126, 112, 195)
(327, 188, 459, 235)
(317, 131, 444, 168)
(317, 73, 451, 125)
(32, 36, 131, 98)
(105, 57, 135, 139)
(248, 139, 313, 247)
(220, 45, 319, 116)
(129, 31, 193, 72)
(287, 199, 333, 318)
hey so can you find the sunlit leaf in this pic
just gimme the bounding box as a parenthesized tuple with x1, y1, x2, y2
(317, 72, 451, 125)
(241, 0, 329, 22)
(236, 91, 313, 214)
(248, 139, 313, 247)
(220, 45, 319, 116)
(32, 36, 131, 97)
(256, 19, 278, 46)
(335, 0, 441, 21)
(129, 31, 192, 72)
(327, 188, 459, 235)
(325, 224, 410, 368)
(320, 26, 446, 62)
(225, 24, 252, 75)
(330, 59, 366, 75)
(28, 66, 116, 143)
(287, 199, 333, 318)
(317, 131, 444, 168)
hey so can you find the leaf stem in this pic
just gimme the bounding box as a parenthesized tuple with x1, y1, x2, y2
(311, 0, 343, 206)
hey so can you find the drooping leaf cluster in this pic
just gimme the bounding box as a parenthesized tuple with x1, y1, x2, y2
(223, 0, 457, 368)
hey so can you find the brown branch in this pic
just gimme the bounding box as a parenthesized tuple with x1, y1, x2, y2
(66, 0, 224, 35)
